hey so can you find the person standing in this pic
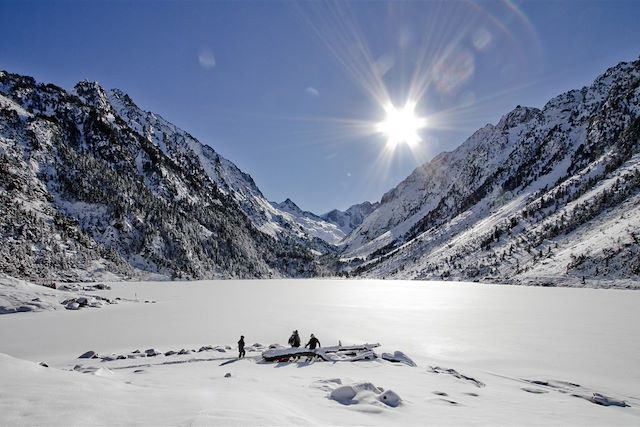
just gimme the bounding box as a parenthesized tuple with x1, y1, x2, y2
(288, 330, 301, 348)
(238, 335, 246, 359)
(305, 334, 321, 350)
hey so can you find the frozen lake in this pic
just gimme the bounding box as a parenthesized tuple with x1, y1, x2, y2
(1, 279, 639, 425)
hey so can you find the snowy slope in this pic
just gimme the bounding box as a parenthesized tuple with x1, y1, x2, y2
(273, 198, 346, 244)
(0, 72, 320, 281)
(108, 90, 345, 246)
(343, 58, 640, 287)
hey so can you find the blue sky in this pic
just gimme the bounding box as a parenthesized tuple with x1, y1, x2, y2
(1, 0, 639, 213)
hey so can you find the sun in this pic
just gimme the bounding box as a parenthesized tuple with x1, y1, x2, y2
(376, 101, 427, 148)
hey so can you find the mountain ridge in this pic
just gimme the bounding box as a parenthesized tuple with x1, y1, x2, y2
(1, 56, 639, 287)
(341, 58, 640, 288)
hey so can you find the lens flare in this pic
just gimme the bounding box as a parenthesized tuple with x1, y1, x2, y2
(376, 102, 427, 149)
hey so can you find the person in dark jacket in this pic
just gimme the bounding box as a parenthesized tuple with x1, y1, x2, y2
(288, 330, 301, 347)
(238, 335, 246, 359)
(305, 334, 321, 350)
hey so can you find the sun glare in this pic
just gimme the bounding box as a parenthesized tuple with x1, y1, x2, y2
(376, 102, 427, 148)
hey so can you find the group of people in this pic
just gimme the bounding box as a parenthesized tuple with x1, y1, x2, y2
(287, 329, 321, 350)
(236, 330, 321, 359)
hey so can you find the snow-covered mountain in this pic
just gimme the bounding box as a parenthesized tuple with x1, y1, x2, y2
(108, 90, 343, 247)
(342, 58, 640, 287)
(2, 56, 639, 287)
(272, 198, 346, 245)
(0, 72, 324, 281)
(322, 201, 379, 235)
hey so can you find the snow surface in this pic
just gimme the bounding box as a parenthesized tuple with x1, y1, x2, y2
(1, 279, 639, 425)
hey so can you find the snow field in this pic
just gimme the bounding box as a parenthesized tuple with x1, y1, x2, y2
(1, 279, 639, 425)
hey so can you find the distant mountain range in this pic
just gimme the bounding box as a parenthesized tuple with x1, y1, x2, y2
(1, 57, 639, 287)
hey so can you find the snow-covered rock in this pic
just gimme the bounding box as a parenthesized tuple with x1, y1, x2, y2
(378, 389, 402, 407)
(381, 351, 416, 367)
(78, 351, 97, 359)
(0, 274, 66, 314)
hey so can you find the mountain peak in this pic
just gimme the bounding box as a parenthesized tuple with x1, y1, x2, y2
(73, 80, 110, 110)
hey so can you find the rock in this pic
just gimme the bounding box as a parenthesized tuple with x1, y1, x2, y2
(78, 351, 97, 359)
(590, 393, 628, 407)
(116, 355, 126, 360)
(378, 390, 402, 407)
(164, 350, 177, 356)
(39, 362, 48, 367)
(224, 373, 231, 378)
(521, 387, 548, 394)
(132, 349, 140, 353)
(352, 382, 383, 394)
(101, 355, 116, 362)
(178, 349, 191, 355)
(330, 385, 357, 404)
(381, 351, 417, 367)
(145, 348, 160, 357)
(76, 297, 90, 306)
(65, 302, 80, 310)
(198, 346, 213, 352)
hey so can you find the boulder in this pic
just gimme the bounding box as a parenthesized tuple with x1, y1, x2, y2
(330, 385, 357, 404)
(145, 348, 160, 357)
(76, 297, 90, 306)
(381, 351, 417, 367)
(65, 302, 80, 310)
(78, 351, 97, 359)
(378, 389, 402, 407)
